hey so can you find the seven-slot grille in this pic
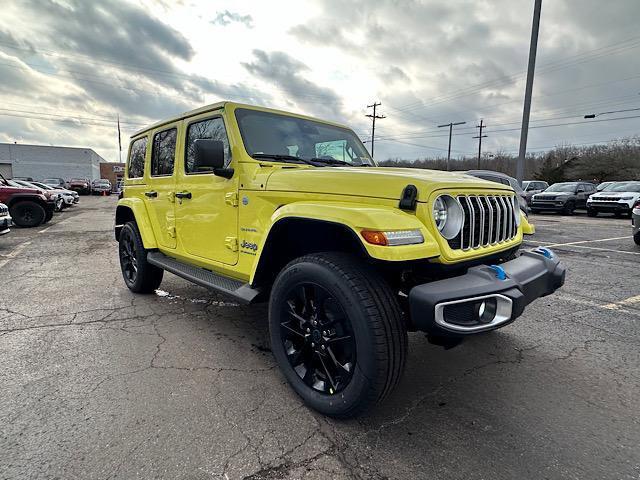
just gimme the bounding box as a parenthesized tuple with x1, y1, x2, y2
(594, 196, 620, 202)
(0, 204, 8, 216)
(448, 194, 518, 250)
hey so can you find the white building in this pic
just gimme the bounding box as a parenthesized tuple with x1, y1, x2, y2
(0, 143, 106, 181)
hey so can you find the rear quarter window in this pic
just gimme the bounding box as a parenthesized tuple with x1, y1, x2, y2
(127, 137, 147, 178)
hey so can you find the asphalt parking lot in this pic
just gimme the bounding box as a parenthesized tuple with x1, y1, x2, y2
(1, 197, 639, 480)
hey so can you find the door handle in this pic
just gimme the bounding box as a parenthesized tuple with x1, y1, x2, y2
(175, 191, 192, 199)
(145, 191, 158, 198)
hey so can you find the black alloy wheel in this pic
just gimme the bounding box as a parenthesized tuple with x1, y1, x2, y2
(10, 201, 45, 227)
(118, 222, 164, 293)
(279, 283, 356, 396)
(119, 226, 138, 286)
(269, 253, 407, 418)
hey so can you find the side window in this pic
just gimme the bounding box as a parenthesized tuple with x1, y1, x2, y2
(185, 117, 230, 173)
(151, 128, 177, 177)
(127, 137, 147, 178)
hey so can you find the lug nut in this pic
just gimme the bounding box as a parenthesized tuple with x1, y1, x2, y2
(311, 342, 315, 347)
(321, 345, 326, 350)
(306, 328, 310, 333)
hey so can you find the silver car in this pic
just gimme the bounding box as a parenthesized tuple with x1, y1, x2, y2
(522, 180, 549, 203)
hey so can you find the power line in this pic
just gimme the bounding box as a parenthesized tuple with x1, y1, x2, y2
(391, 35, 640, 115)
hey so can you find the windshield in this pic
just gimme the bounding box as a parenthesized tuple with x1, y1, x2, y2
(94, 180, 109, 185)
(70, 178, 87, 182)
(43, 179, 59, 184)
(610, 182, 640, 192)
(546, 183, 579, 192)
(235, 108, 375, 166)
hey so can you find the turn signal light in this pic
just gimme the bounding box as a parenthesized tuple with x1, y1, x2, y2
(361, 230, 388, 246)
(361, 229, 424, 246)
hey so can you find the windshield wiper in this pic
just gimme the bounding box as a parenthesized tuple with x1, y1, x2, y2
(308, 157, 350, 166)
(251, 153, 318, 166)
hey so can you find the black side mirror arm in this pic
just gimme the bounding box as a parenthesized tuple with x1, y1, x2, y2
(214, 168, 234, 179)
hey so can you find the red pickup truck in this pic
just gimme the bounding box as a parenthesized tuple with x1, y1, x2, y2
(0, 174, 55, 227)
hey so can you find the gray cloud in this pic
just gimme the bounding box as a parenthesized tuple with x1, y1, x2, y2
(242, 50, 343, 120)
(20, 0, 193, 84)
(211, 10, 254, 28)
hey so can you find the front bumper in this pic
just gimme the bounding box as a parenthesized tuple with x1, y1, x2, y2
(0, 215, 11, 235)
(408, 249, 565, 336)
(587, 201, 631, 212)
(531, 200, 567, 211)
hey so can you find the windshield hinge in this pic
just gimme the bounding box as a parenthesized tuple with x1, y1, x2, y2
(167, 226, 176, 238)
(225, 192, 238, 207)
(225, 236, 238, 251)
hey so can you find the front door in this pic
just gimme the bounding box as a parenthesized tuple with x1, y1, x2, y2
(175, 114, 238, 266)
(144, 126, 178, 249)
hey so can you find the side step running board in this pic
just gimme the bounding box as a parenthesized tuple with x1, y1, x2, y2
(146, 251, 261, 304)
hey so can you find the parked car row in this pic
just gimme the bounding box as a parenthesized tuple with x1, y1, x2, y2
(0, 173, 81, 230)
(38, 177, 114, 195)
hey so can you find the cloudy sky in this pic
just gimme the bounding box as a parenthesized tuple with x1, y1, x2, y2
(1, 0, 639, 163)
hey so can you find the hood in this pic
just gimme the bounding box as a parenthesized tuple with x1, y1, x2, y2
(3, 185, 41, 194)
(264, 167, 513, 201)
(591, 191, 640, 198)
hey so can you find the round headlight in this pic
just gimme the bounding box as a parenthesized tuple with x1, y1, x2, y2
(433, 195, 464, 240)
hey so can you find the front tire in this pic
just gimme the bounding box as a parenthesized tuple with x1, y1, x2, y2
(10, 201, 46, 227)
(563, 201, 575, 215)
(634, 232, 640, 246)
(587, 208, 598, 217)
(269, 253, 408, 418)
(118, 222, 164, 293)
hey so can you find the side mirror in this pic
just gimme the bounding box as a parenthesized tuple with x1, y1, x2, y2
(194, 139, 225, 170)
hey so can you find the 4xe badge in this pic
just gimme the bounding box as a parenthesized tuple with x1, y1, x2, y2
(241, 240, 258, 251)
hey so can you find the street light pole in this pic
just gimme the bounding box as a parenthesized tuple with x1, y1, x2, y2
(437, 121, 466, 171)
(516, 0, 542, 185)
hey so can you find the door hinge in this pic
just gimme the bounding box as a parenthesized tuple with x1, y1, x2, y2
(167, 226, 176, 238)
(225, 192, 239, 207)
(225, 236, 238, 251)
(168, 192, 176, 203)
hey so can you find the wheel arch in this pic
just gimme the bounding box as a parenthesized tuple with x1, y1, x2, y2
(115, 198, 157, 249)
(250, 217, 368, 288)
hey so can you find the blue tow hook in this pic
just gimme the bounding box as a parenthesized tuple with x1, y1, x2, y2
(535, 247, 554, 259)
(489, 265, 507, 280)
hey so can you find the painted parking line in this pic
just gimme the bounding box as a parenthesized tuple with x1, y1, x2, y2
(523, 240, 640, 256)
(544, 236, 631, 248)
(553, 292, 640, 318)
(602, 294, 640, 310)
(0, 241, 31, 269)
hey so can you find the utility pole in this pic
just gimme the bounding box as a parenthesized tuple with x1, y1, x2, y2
(117, 114, 122, 163)
(366, 102, 385, 158)
(517, 0, 542, 185)
(472, 119, 487, 169)
(437, 121, 466, 171)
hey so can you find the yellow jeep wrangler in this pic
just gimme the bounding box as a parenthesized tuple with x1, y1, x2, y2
(115, 102, 564, 417)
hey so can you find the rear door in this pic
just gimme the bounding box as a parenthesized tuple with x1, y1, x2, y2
(144, 125, 179, 250)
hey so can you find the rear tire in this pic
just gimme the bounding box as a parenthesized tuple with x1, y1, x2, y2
(118, 222, 164, 293)
(10, 201, 46, 227)
(269, 252, 408, 418)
